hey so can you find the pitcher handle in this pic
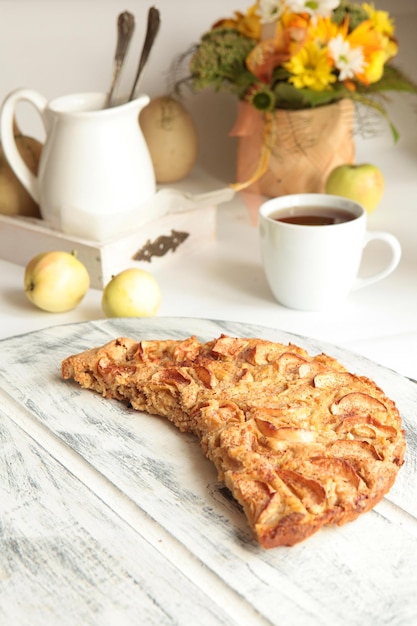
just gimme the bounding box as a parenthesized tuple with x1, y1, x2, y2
(353, 231, 402, 291)
(0, 88, 48, 204)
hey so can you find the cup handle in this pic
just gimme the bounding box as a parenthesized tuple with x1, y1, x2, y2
(0, 88, 48, 204)
(353, 231, 402, 291)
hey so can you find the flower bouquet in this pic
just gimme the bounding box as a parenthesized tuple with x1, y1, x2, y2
(178, 0, 417, 195)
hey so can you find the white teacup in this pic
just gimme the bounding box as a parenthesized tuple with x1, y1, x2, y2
(258, 193, 401, 311)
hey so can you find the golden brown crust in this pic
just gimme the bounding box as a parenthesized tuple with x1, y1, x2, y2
(61, 334, 406, 548)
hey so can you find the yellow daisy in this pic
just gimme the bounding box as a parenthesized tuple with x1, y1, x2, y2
(284, 41, 337, 90)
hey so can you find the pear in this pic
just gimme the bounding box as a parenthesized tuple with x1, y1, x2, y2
(139, 96, 198, 183)
(0, 121, 43, 218)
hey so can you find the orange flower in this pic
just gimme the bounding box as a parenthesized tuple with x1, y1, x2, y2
(246, 19, 292, 83)
(213, 3, 261, 40)
(246, 39, 289, 83)
(281, 11, 310, 55)
(348, 19, 382, 52)
(347, 19, 384, 84)
(246, 11, 311, 83)
(343, 79, 357, 92)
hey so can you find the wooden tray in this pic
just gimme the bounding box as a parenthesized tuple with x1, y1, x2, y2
(0, 205, 218, 289)
(0, 165, 237, 288)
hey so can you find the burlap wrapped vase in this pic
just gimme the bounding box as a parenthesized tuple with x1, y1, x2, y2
(231, 99, 355, 197)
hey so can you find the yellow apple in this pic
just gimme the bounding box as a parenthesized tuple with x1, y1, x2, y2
(101, 268, 161, 318)
(325, 163, 384, 214)
(24, 250, 90, 312)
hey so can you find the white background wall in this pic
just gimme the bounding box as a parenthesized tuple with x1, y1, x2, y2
(1, 0, 416, 183)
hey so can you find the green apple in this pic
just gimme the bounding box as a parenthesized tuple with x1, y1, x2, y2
(325, 163, 384, 214)
(101, 268, 161, 318)
(24, 250, 90, 312)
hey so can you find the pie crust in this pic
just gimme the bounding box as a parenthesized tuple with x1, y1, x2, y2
(62, 334, 406, 548)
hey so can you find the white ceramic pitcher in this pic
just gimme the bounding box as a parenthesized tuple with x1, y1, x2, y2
(0, 89, 156, 240)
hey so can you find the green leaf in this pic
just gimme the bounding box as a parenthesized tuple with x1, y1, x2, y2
(273, 83, 348, 109)
(362, 65, 417, 94)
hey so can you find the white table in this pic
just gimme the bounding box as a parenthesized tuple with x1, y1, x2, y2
(1, 95, 417, 625)
(1, 124, 417, 381)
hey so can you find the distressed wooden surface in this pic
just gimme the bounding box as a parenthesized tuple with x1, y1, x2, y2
(1, 317, 417, 626)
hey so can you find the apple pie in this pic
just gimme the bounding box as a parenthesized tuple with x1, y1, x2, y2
(61, 334, 406, 548)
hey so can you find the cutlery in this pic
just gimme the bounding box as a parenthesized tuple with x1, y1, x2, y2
(127, 6, 161, 102)
(106, 11, 135, 108)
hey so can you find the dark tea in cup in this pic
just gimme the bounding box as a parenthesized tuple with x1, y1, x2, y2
(273, 206, 357, 226)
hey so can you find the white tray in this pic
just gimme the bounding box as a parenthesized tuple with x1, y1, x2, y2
(0, 186, 234, 288)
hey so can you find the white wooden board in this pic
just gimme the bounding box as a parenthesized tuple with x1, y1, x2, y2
(0, 317, 416, 626)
